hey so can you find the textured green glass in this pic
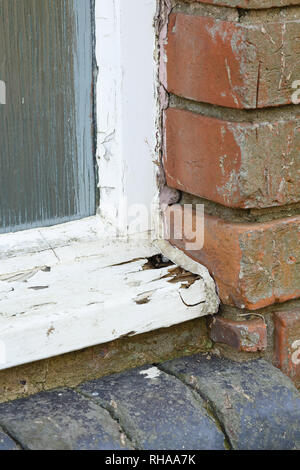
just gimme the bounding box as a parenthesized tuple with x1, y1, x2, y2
(0, 0, 96, 233)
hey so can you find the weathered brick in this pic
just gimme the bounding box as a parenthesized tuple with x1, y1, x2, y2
(191, 0, 300, 8)
(209, 316, 267, 352)
(165, 204, 300, 310)
(274, 310, 300, 387)
(164, 13, 300, 109)
(164, 108, 300, 208)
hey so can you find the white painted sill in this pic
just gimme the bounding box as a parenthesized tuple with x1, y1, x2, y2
(0, 216, 219, 371)
(0, 0, 219, 371)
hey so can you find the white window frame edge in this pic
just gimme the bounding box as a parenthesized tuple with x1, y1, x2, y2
(0, 0, 219, 372)
(96, 0, 159, 235)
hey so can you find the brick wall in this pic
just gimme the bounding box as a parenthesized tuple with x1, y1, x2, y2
(161, 0, 300, 387)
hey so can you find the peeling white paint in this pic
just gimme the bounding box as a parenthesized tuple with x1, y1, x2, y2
(154, 239, 220, 315)
(0, 2, 220, 372)
(0, 217, 219, 371)
(179, 279, 206, 307)
(140, 367, 161, 380)
(95, 0, 157, 234)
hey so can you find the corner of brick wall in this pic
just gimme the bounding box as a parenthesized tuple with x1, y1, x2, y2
(161, 0, 300, 387)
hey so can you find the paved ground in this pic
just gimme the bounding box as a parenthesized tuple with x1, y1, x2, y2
(0, 354, 299, 450)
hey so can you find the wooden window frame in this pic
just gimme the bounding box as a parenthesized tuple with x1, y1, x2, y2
(0, 0, 218, 371)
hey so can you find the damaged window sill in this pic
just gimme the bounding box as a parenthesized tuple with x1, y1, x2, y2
(0, 216, 219, 371)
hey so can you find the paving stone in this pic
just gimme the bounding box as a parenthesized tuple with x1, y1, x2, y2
(78, 365, 226, 450)
(161, 355, 300, 450)
(0, 388, 132, 450)
(0, 428, 18, 450)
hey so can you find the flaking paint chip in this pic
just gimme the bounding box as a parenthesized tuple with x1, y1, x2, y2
(139, 367, 161, 380)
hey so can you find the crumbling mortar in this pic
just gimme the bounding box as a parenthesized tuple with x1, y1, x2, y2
(220, 296, 300, 318)
(170, 94, 300, 123)
(181, 192, 300, 223)
(156, 1, 182, 207)
(173, 1, 300, 22)
(173, 0, 239, 20)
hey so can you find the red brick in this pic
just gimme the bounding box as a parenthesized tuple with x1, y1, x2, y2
(274, 311, 300, 386)
(165, 204, 300, 310)
(164, 13, 300, 109)
(209, 316, 267, 352)
(164, 108, 300, 209)
(191, 0, 300, 8)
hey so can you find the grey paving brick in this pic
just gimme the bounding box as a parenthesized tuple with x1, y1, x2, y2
(0, 428, 18, 450)
(161, 354, 300, 450)
(0, 388, 132, 450)
(78, 365, 226, 450)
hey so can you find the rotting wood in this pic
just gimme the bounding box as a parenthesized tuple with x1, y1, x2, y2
(0, 218, 219, 371)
